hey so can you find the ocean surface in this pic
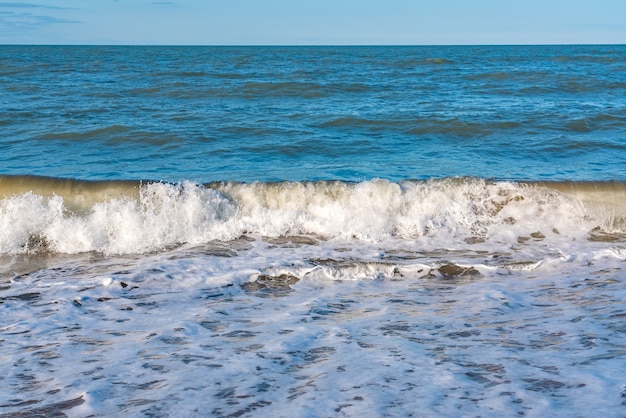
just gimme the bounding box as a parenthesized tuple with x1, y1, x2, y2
(1, 45, 626, 417)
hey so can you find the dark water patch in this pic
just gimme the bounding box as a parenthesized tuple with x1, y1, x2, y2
(409, 119, 522, 138)
(289, 346, 337, 364)
(588, 228, 626, 243)
(215, 386, 237, 399)
(320, 116, 407, 130)
(529, 332, 567, 349)
(240, 81, 325, 98)
(33, 125, 130, 142)
(175, 353, 223, 367)
(0, 292, 40, 302)
(175, 71, 210, 78)
(118, 398, 157, 410)
(127, 87, 161, 96)
(565, 119, 592, 133)
(523, 378, 565, 393)
(213, 400, 272, 418)
(133, 380, 166, 391)
(310, 301, 350, 318)
(216, 125, 297, 137)
(379, 321, 412, 335)
(387, 298, 427, 306)
(424, 58, 454, 65)
(222, 330, 259, 339)
(437, 264, 480, 279)
(71, 337, 113, 347)
(175, 245, 238, 258)
(198, 320, 222, 333)
(0, 395, 84, 417)
(265, 235, 318, 247)
(234, 344, 264, 354)
(551, 54, 623, 64)
(578, 349, 626, 365)
(160, 335, 188, 345)
(209, 72, 248, 80)
(447, 329, 482, 339)
(464, 71, 517, 81)
(588, 112, 626, 128)
(328, 82, 371, 93)
(32, 126, 182, 148)
(464, 371, 493, 385)
(517, 232, 546, 244)
(464, 237, 486, 245)
(318, 116, 523, 138)
(158, 86, 230, 100)
(242, 274, 299, 297)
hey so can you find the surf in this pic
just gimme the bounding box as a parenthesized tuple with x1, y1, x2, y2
(1, 175, 625, 256)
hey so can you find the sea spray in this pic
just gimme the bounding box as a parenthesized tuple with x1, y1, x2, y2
(1, 176, 621, 255)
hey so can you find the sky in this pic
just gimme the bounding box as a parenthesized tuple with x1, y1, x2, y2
(1, 0, 625, 45)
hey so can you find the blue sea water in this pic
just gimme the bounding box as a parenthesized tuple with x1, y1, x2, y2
(1, 45, 626, 417)
(2, 45, 626, 182)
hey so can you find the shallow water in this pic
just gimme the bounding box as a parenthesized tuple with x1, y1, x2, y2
(2, 239, 626, 416)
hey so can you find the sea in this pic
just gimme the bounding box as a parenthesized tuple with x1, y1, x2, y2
(1, 45, 626, 417)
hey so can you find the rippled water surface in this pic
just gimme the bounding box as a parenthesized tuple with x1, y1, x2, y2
(2, 45, 626, 181)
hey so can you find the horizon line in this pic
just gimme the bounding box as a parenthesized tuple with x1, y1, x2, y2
(2, 42, 626, 47)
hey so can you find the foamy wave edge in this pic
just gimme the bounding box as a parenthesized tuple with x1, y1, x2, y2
(1, 175, 625, 255)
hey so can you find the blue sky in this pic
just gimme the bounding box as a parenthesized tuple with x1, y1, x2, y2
(1, 0, 625, 45)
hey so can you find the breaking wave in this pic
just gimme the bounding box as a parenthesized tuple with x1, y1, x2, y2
(1, 175, 625, 255)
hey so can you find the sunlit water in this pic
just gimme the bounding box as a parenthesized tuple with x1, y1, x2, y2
(1, 45, 626, 417)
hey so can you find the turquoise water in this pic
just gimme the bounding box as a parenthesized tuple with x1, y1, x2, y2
(2, 46, 626, 417)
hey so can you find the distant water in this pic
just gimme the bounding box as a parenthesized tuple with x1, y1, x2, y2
(2, 45, 626, 181)
(1, 46, 626, 417)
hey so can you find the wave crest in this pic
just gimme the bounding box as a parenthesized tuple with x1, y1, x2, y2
(0, 181, 237, 254)
(1, 176, 624, 255)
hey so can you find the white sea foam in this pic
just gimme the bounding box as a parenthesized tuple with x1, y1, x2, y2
(0, 178, 619, 256)
(2, 240, 626, 417)
(0, 181, 238, 254)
